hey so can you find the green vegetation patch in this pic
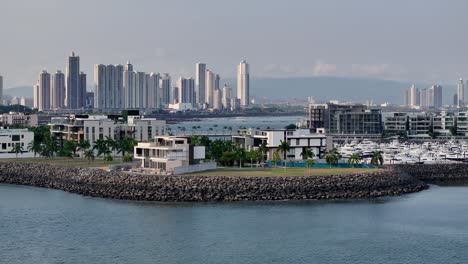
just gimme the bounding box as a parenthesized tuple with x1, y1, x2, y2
(183, 167, 379, 177)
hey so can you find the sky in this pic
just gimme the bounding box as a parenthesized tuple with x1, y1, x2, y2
(1, 0, 467, 88)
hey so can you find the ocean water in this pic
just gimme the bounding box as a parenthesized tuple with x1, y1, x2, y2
(0, 184, 467, 264)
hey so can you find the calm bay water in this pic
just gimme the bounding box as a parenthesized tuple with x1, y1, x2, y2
(168, 115, 304, 134)
(1, 184, 467, 264)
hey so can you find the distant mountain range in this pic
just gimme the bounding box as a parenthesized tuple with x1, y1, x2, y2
(4, 86, 33, 99)
(4, 77, 457, 105)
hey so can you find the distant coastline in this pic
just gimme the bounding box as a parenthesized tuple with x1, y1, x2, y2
(153, 111, 305, 124)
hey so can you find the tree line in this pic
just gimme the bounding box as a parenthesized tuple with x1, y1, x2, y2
(192, 136, 384, 168)
(22, 126, 137, 163)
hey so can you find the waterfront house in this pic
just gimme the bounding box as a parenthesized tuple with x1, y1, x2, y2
(0, 129, 34, 153)
(233, 128, 328, 160)
(134, 136, 214, 174)
(49, 114, 166, 149)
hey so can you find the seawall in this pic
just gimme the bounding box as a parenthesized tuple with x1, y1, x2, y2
(395, 164, 468, 184)
(0, 162, 429, 202)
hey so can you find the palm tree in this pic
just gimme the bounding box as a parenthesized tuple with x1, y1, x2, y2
(325, 149, 339, 167)
(117, 137, 137, 160)
(272, 151, 281, 168)
(84, 149, 95, 164)
(63, 140, 78, 157)
(348, 153, 362, 168)
(370, 150, 384, 166)
(259, 141, 268, 165)
(235, 147, 246, 168)
(27, 140, 42, 157)
(93, 139, 108, 157)
(277, 140, 290, 167)
(105, 136, 117, 156)
(305, 159, 315, 176)
(41, 138, 58, 158)
(78, 140, 91, 157)
(103, 152, 113, 163)
(123, 153, 133, 163)
(300, 148, 315, 160)
(246, 150, 261, 168)
(12, 143, 23, 158)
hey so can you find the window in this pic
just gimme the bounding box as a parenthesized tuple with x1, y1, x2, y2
(296, 139, 300, 145)
(136, 148, 143, 155)
(12, 135, 20, 141)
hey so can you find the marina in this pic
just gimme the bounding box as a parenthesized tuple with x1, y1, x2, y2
(336, 139, 468, 164)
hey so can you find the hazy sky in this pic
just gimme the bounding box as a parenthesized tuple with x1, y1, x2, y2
(1, 0, 467, 88)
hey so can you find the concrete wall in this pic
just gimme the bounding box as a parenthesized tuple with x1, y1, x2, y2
(173, 162, 217, 175)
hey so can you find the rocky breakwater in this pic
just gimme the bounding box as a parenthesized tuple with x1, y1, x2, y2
(0, 162, 427, 202)
(395, 163, 468, 184)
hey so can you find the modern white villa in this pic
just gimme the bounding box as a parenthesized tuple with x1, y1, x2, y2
(134, 136, 214, 174)
(232, 128, 328, 160)
(0, 129, 34, 153)
(49, 114, 166, 147)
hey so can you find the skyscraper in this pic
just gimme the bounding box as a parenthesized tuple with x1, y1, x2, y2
(94, 64, 106, 109)
(457, 78, 464, 108)
(205, 70, 215, 106)
(160, 73, 171, 106)
(0, 74, 3, 105)
(34, 70, 51, 111)
(409, 84, 420, 107)
(195, 63, 206, 105)
(51, 70, 65, 109)
(429, 85, 443, 109)
(172, 87, 179, 104)
(213, 88, 222, 110)
(419, 88, 428, 108)
(33, 81, 39, 109)
(95, 64, 124, 110)
(114, 65, 124, 109)
(135, 72, 147, 108)
(106, 65, 116, 109)
(237, 60, 250, 107)
(65, 51, 81, 109)
(214, 74, 220, 92)
(147, 73, 161, 109)
(123, 62, 135, 109)
(178, 77, 195, 104)
(404, 89, 410, 107)
(222, 84, 232, 109)
(79, 72, 87, 108)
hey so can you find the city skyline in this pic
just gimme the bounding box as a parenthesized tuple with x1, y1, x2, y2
(91, 59, 246, 111)
(2, 0, 468, 88)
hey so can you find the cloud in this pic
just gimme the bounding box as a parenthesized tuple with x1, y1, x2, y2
(312, 61, 337, 76)
(350, 64, 389, 76)
(260, 64, 298, 77)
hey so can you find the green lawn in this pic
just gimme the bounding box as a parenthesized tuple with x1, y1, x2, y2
(0, 157, 123, 168)
(184, 167, 379, 177)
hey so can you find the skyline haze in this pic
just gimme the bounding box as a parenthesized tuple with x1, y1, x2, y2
(1, 0, 468, 88)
